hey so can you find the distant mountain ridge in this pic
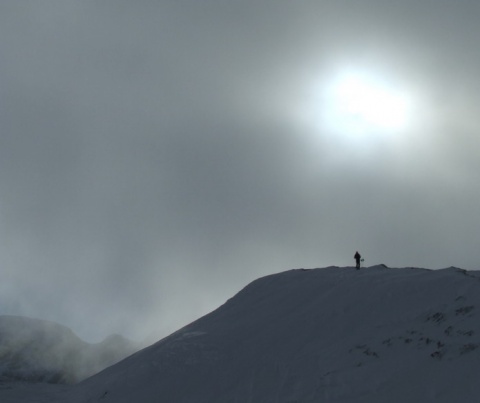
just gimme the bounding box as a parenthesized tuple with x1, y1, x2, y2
(0, 315, 137, 384)
(68, 266, 480, 403)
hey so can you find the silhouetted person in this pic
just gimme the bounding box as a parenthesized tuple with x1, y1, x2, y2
(354, 251, 361, 270)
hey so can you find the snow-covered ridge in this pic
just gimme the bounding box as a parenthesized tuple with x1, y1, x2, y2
(0, 315, 137, 384)
(3, 266, 480, 403)
(67, 265, 480, 403)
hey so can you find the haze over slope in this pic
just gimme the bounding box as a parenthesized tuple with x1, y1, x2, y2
(0, 316, 137, 384)
(66, 266, 480, 403)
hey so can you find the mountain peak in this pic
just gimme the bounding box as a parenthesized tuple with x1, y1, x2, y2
(68, 266, 480, 403)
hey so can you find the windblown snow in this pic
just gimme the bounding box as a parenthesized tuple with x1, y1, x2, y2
(3, 265, 480, 402)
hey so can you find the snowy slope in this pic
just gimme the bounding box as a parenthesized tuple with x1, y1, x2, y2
(0, 316, 137, 384)
(64, 266, 480, 403)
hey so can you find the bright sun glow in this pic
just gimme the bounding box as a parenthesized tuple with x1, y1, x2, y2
(295, 68, 415, 145)
(321, 70, 412, 137)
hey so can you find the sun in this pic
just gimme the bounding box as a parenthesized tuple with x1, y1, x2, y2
(318, 69, 413, 138)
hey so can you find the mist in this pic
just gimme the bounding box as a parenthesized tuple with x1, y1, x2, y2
(0, 315, 137, 383)
(1, 1, 480, 342)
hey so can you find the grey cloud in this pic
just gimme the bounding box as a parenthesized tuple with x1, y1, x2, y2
(1, 1, 480, 341)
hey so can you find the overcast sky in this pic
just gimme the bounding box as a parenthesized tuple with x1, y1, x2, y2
(1, 1, 480, 342)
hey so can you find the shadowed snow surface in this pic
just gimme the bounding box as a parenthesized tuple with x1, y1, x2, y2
(67, 266, 480, 403)
(3, 266, 480, 402)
